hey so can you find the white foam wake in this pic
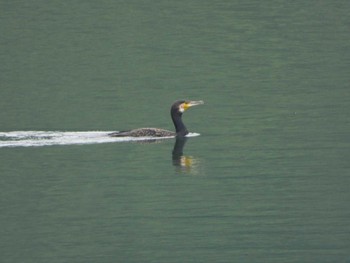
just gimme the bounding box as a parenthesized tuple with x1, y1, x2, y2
(0, 131, 200, 148)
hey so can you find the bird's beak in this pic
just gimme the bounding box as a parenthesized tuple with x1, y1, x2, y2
(183, 100, 204, 110)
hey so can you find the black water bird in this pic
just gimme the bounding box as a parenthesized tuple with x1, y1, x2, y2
(109, 100, 204, 137)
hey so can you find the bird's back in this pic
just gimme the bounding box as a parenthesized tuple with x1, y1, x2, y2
(109, 128, 175, 137)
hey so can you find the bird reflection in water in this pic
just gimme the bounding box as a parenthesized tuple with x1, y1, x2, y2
(172, 137, 200, 174)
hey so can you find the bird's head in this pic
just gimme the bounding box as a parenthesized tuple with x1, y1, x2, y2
(171, 100, 204, 115)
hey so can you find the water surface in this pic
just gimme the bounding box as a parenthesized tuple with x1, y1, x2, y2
(1, 1, 350, 262)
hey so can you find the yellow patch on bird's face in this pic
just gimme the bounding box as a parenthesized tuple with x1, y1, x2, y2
(183, 102, 190, 110)
(179, 102, 189, 112)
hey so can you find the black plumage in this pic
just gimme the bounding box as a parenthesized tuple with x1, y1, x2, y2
(109, 100, 203, 137)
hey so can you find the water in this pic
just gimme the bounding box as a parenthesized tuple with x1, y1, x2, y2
(1, 1, 350, 262)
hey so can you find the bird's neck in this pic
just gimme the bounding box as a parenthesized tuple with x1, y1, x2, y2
(172, 113, 188, 136)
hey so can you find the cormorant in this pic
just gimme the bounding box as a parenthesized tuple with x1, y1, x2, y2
(109, 100, 204, 137)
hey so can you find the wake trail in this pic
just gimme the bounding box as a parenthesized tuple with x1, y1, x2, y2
(0, 131, 199, 148)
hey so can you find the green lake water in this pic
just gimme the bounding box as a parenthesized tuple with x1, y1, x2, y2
(1, 1, 350, 262)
